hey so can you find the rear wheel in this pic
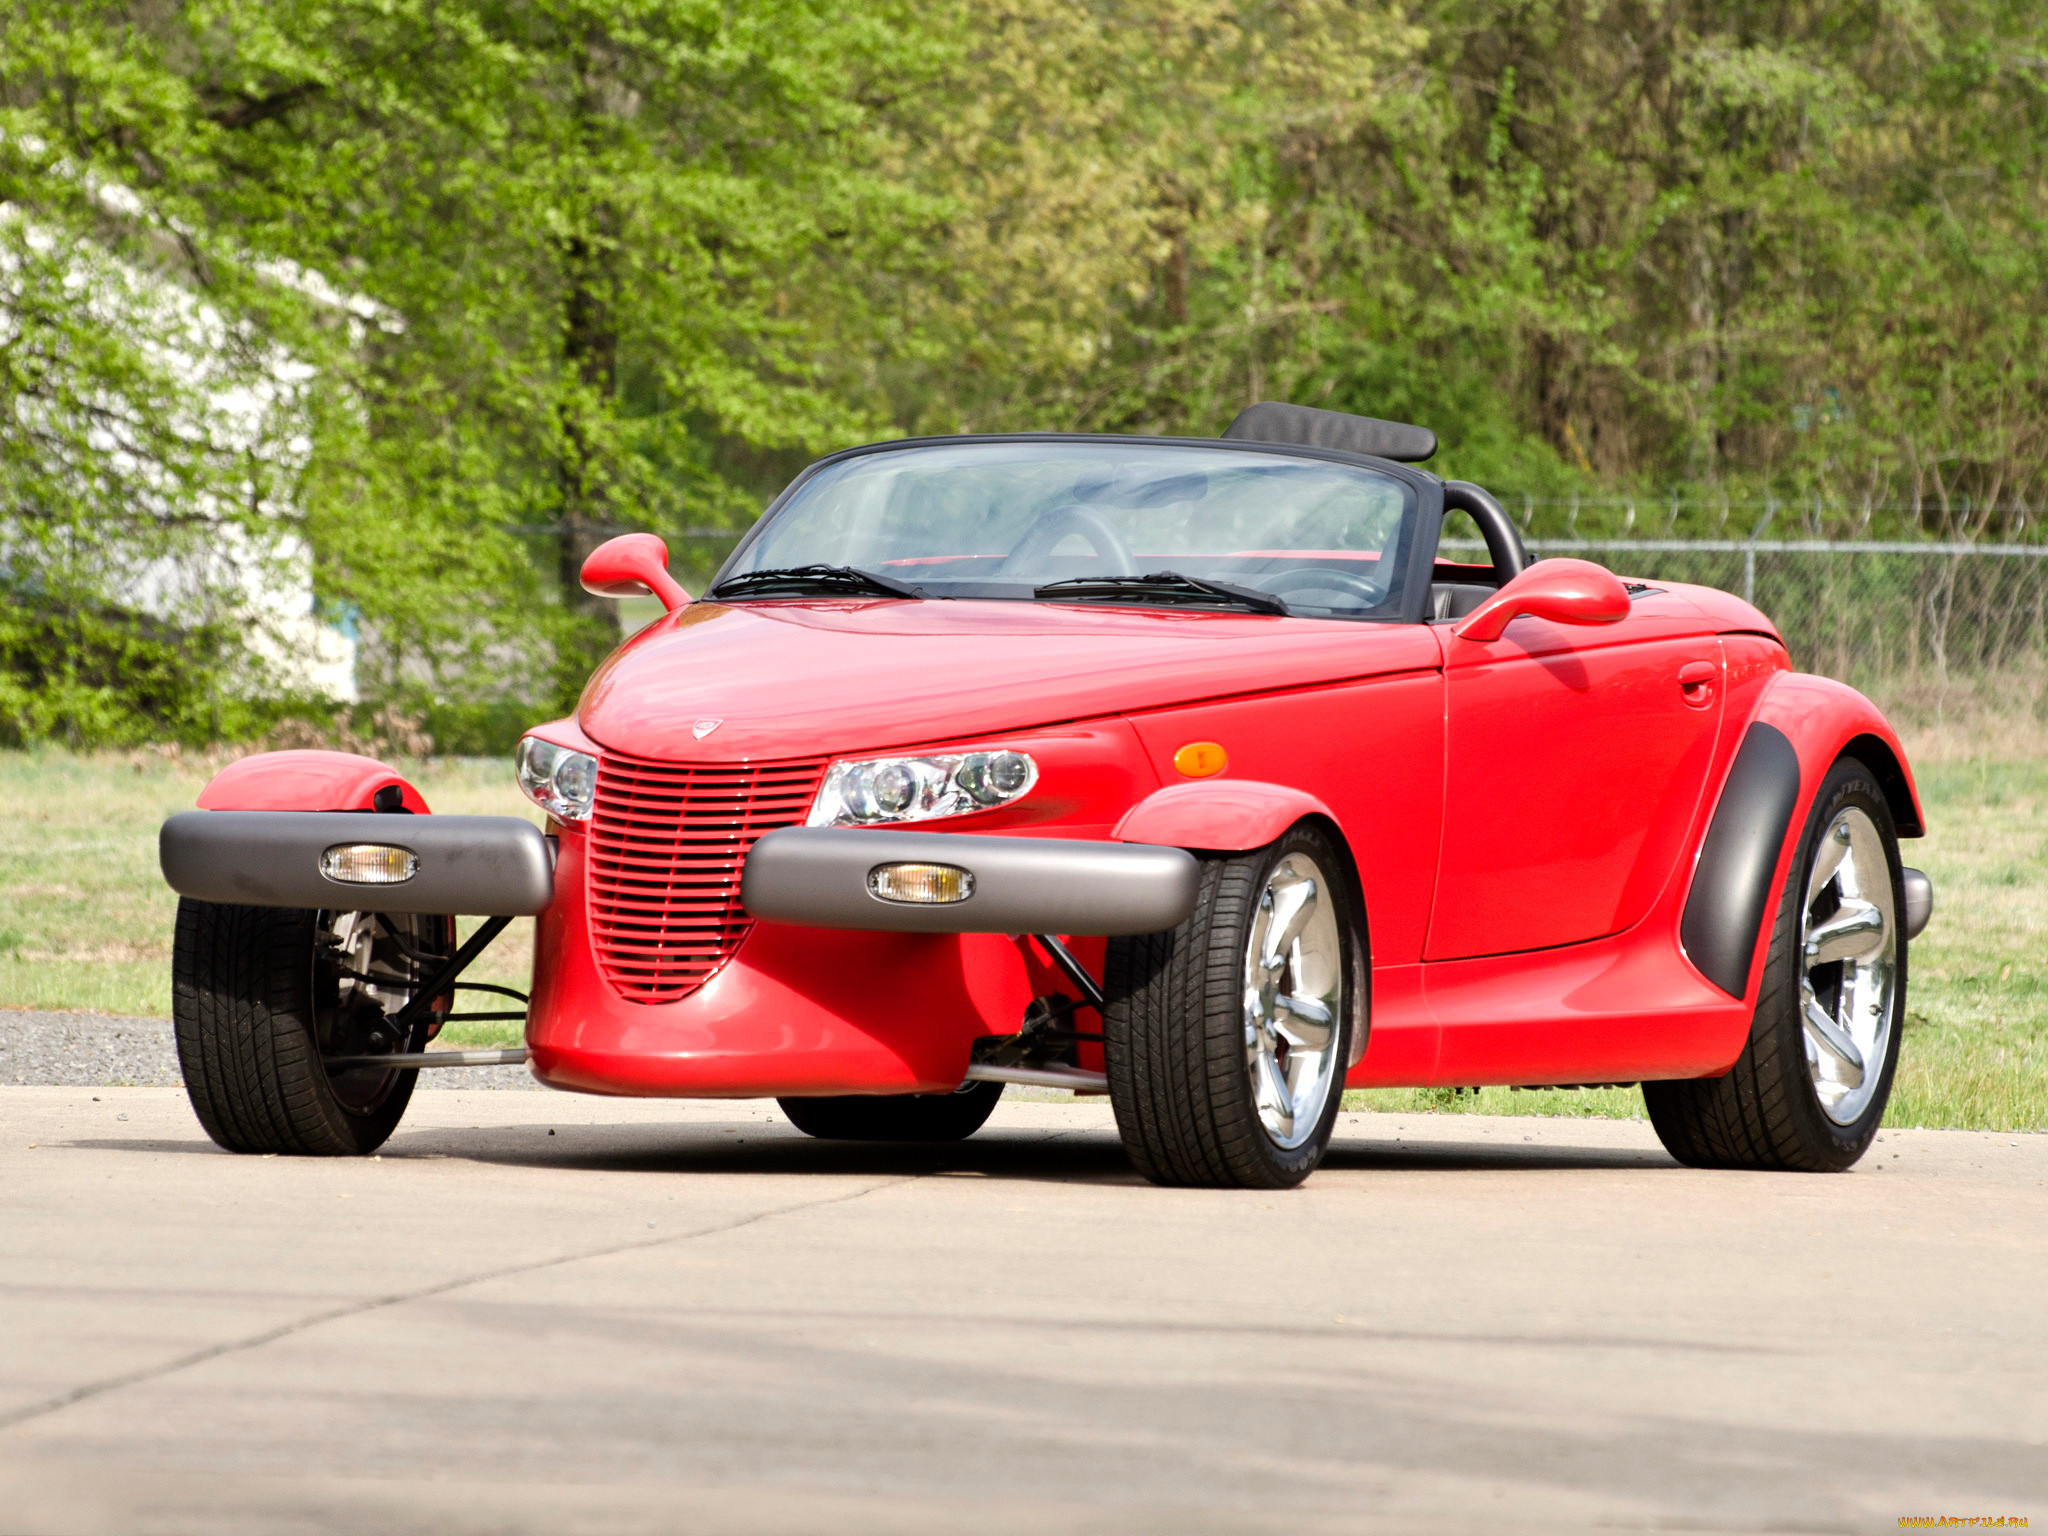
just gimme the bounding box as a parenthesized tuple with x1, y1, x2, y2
(1103, 823, 1362, 1189)
(778, 1080, 1005, 1142)
(1646, 758, 1905, 1171)
(172, 899, 450, 1156)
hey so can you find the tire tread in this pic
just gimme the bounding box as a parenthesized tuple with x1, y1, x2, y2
(1105, 827, 1358, 1189)
(172, 898, 413, 1156)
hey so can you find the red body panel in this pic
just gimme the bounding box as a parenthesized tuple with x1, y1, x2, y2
(529, 823, 1072, 1095)
(506, 576, 1918, 1099)
(1122, 667, 1444, 966)
(196, 750, 430, 813)
(1425, 596, 1725, 959)
(1115, 780, 1339, 852)
(1754, 671, 1922, 830)
(577, 600, 1431, 762)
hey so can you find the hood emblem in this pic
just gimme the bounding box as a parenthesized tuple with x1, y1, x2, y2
(692, 718, 723, 740)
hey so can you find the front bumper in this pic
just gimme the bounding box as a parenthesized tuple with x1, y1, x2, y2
(528, 825, 1113, 1098)
(740, 828, 1199, 935)
(160, 810, 555, 916)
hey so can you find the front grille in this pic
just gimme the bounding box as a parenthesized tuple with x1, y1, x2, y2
(587, 751, 827, 1004)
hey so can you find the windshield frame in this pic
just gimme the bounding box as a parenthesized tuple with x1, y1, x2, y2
(713, 433, 1446, 625)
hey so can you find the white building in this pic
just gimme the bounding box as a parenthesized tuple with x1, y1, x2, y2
(4, 145, 388, 703)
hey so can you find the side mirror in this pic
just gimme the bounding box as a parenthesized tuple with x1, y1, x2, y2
(580, 533, 690, 613)
(1452, 557, 1630, 643)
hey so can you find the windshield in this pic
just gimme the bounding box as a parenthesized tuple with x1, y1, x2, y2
(723, 440, 1417, 618)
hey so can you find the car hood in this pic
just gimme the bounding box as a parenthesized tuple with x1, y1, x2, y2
(578, 598, 1442, 762)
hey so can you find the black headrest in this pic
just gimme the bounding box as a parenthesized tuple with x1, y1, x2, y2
(1221, 402, 1437, 463)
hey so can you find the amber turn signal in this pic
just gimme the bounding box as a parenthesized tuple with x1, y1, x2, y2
(867, 862, 974, 904)
(320, 844, 419, 885)
(1173, 741, 1228, 778)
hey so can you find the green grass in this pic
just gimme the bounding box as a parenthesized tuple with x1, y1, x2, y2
(0, 749, 537, 1048)
(3, 741, 2044, 1127)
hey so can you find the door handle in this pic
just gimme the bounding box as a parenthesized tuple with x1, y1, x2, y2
(1677, 660, 1718, 708)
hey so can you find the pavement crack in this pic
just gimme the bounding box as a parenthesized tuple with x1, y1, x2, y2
(0, 1174, 913, 1433)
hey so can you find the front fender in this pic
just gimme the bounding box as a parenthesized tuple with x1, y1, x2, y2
(1113, 780, 1334, 852)
(196, 749, 430, 814)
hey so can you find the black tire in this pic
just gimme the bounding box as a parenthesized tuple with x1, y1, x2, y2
(1645, 757, 1906, 1171)
(1103, 822, 1364, 1189)
(172, 898, 436, 1156)
(777, 1080, 1005, 1141)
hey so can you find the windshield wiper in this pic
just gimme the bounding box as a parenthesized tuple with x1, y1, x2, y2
(710, 565, 927, 601)
(1033, 571, 1289, 616)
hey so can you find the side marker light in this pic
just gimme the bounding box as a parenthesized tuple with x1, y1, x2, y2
(1173, 741, 1228, 778)
(868, 863, 974, 904)
(321, 844, 419, 885)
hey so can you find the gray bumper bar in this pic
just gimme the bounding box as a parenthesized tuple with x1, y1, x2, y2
(160, 811, 554, 916)
(741, 827, 1198, 936)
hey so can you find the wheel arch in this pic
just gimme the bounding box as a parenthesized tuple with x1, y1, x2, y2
(1113, 778, 1335, 853)
(196, 749, 430, 814)
(1682, 674, 1924, 1002)
(1115, 782, 1368, 954)
(1751, 672, 1924, 838)
(1840, 731, 1923, 840)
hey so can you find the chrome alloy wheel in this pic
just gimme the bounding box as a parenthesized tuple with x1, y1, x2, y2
(1800, 807, 1899, 1125)
(1242, 852, 1346, 1149)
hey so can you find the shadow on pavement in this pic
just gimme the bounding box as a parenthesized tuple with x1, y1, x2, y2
(60, 1120, 1678, 1179)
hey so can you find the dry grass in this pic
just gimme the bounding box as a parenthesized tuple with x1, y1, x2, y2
(4, 719, 2044, 1128)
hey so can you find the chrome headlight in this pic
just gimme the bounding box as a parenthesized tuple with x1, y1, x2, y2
(516, 736, 597, 822)
(808, 750, 1037, 827)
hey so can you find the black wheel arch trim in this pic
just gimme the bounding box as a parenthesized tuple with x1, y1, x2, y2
(1680, 722, 1803, 1000)
(1842, 731, 1924, 837)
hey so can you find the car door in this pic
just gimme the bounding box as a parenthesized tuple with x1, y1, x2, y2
(1423, 594, 1724, 961)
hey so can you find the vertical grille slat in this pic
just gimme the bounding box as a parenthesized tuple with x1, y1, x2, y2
(587, 751, 826, 1004)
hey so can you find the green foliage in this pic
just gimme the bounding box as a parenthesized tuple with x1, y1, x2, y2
(6, 0, 2048, 743)
(0, 96, 305, 745)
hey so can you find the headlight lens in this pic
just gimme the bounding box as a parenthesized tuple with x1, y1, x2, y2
(808, 750, 1038, 827)
(516, 736, 598, 822)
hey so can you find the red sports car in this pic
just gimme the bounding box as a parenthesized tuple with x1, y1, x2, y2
(160, 403, 1933, 1187)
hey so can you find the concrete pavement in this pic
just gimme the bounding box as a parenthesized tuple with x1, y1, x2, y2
(1, 1086, 2042, 1535)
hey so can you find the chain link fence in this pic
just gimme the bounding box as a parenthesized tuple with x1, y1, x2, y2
(1442, 496, 2048, 695)
(1521, 539, 2048, 687)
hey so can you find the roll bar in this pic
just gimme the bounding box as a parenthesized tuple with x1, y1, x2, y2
(1441, 481, 1529, 577)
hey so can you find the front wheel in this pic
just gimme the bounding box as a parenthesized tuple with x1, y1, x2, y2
(778, 1081, 1005, 1142)
(1646, 757, 1906, 1171)
(1103, 823, 1363, 1189)
(172, 899, 449, 1155)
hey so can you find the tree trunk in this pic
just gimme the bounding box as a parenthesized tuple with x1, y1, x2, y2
(555, 223, 623, 705)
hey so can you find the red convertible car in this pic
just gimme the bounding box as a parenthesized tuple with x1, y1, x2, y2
(160, 403, 1933, 1187)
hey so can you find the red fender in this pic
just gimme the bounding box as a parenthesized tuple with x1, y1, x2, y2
(195, 750, 431, 814)
(1114, 779, 1334, 852)
(1752, 673, 1924, 838)
(1676, 671, 1925, 1027)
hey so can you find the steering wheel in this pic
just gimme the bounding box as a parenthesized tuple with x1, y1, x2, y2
(997, 503, 1138, 578)
(1262, 567, 1384, 606)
